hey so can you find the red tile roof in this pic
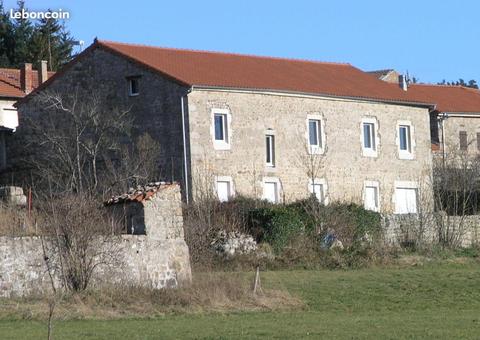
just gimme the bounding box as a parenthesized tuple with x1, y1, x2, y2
(104, 182, 175, 205)
(403, 84, 480, 113)
(0, 68, 55, 98)
(95, 40, 431, 106)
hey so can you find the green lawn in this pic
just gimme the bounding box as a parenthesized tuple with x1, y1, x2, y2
(1, 262, 480, 339)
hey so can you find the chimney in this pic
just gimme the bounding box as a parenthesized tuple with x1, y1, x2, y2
(398, 74, 408, 91)
(38, 60, 48, 84)
(20, 63, 33, 94)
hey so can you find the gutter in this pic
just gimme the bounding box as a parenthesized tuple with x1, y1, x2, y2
(190, 85, 435, 109)
(181, 88, 193, 204)
(439, 111, 480, 118)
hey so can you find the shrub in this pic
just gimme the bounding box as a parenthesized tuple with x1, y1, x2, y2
(184, 195, 383, 269)
(184, 196, 269, 269)
(247, 206, 306, 253)
(290, 198, 382, 247)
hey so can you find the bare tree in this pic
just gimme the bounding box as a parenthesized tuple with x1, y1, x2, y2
(295, 133, 327, 234)
(433, 148, 480, 248)
(39, 192, 123, 292)
(12, 87, 161, 197)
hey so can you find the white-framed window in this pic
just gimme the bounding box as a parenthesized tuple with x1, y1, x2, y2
(363, 180, 380, 212)
(128, 77, 140, 96)
(397, 121, 415, 160)
(265, 134, 275, 167)
(262, 177, 281, 203)
(308, 178, 328, 205)
(361, 117, 379, 157)
(394, 181, 418, 214)
(306, 114, 325, 154)
(211, 108, 231, 150)
(215, 176, 234, 202)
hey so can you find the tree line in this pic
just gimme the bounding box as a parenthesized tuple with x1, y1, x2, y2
(0, 0, 75, 70)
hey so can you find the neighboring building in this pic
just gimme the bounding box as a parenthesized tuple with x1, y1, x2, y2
(0, 62, 52, 168)
(367, 69, 401, 84)
(407, 84, 480, 158)
(369, 69, 480, 157)
(16, 40, 436, 214)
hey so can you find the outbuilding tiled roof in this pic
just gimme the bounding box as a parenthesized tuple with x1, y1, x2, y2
(0, 68, 54, 98)
(95, 40, 431, 106)
(105, 182, 174, 205)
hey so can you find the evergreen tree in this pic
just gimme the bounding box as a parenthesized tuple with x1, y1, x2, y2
(11, 0, 34, 67)
(0, 0, 75, 70)
(29, 11, 75, 71)
(0, 1, 15, 66)
(437, 78, 479, 89)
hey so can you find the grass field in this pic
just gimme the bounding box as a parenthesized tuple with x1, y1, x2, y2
(1, 261, 480, 339)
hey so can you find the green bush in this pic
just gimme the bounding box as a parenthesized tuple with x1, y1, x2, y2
(286, 197, 382, 247)
(248, 206, 306, 253)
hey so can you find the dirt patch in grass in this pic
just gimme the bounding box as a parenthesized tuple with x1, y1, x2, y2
(0, 272, 303, 321)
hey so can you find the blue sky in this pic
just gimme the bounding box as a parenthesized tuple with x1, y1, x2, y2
(4, 0, 479, 83)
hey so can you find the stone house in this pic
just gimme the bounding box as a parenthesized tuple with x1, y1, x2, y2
(0, 62, 52, 168)
(16, 40, 436, 214)
(368, 69, 480, 158)
(366, 69, 401, 84)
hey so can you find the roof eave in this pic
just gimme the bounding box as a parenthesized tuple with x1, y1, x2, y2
(190, 85, 435, 109)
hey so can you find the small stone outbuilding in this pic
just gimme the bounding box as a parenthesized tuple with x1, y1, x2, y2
(0, 182, 191, 297)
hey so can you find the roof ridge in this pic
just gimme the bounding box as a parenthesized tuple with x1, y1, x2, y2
(97, 39, 352, 67)
(367, 69, 394, 73)
(410, 83, 471, 89)
(0, 68, 20, 73)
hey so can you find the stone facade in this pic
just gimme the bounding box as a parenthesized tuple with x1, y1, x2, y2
(437, 115, 480, 156)
(14, 47, 189, 184)
(187, 89, 434, 213)
(0, 183, 191, 297)
(14, 46, 435, 213)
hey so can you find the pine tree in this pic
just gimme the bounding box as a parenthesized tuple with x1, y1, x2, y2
(0, 1, 75, 70)
(0, 0, 15, 66)
(30, 10, 74, 71)
(12, 0, 34, 67)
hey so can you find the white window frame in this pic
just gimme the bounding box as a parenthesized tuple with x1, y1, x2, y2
(128, 77, 140, 96)
(360, 117, 379, 157)
(265, 133, 275, 167)
(363, 180, 380, 212)
(306, 114, 326, 155)
(211, 108, 231, 150)
(214, 176, 234, 202)
(308, 178, 329, 205)
(396, 120, 415, 160)
(262, 177, 282, 203)
(393, 180, 418, 214)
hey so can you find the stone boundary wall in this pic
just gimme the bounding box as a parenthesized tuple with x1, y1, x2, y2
(0, 183, 191, 297)
(383, 213, 480, 247)
(0, 236, 191, 297)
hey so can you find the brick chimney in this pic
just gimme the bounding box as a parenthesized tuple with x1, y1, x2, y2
(38, 60, 48, 84)
(20, 63, 33, 94)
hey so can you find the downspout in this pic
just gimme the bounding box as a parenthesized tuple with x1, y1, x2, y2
(440, 112, 448, 168)
(181, 88, 192, 204)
